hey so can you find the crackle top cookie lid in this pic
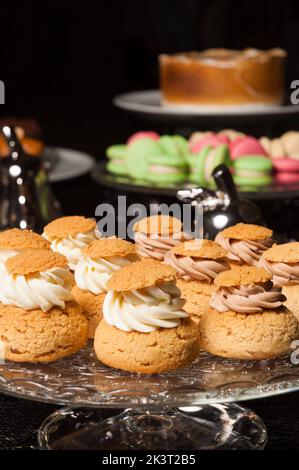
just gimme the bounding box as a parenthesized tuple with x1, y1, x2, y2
(133, 215, 182, 236)
(83, 237, 136, 259)
(107, 259, 176, 291)
(218, 223, 273, 240)
(214, 265, 271, 288)
(44, 216, 96, 238)
(0, 228, 50, 251)
(6, 250, 68, 276)
(173, 239, 227, 259)
(262, 242, 299, 264)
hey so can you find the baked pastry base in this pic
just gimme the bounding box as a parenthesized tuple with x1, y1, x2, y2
(200, 307, 299, 360)
(72, 285, 105, 338)
(94, 318, 200, 374)
(282, 285, 299, 322)
(177, 278, 213, 321)
(0, 301, 88, 362)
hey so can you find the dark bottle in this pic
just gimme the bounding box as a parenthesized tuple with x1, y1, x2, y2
(0, 126, 61, 233)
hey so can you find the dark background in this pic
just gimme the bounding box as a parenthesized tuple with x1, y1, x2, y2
(1, 0, 299, 449)
(1, 0, 299, 152)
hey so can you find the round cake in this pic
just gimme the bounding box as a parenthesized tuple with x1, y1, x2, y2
(159, 48, 286, 109)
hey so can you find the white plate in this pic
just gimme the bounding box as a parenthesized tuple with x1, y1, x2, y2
(44, 147, 95, 182)
(114, 90, 299, 117)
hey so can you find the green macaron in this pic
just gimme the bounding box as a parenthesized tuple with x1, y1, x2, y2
(159, 135, 180, 155)
(172, 135, 189, 158)
(187, 144, 231, 186)
(159, 135, 190, 162)
(106, 144, 128, 175)
(146, 153, 187, 184)
(126, 138, 163, 179)
(233, 155, 273, 187)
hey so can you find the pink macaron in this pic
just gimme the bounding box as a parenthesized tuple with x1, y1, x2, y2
(127, 131, 160, 145)
(191, 133, 230, 153)
(275, 172, 299, 184)
(272, 157, 299, 173)
(231, 136, 268, 160)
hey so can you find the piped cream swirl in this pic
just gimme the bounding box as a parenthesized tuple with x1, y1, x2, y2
(164, 250, 229, 282)
(0, 267, 74, 312)
(210, 281, 285, 313)
(0, 250, 18, 263)
(134, 231, 192, 261)
(75, 254, 138, 295)
(43, 230, 98, 270)
(103, 282, 187, 333)
(215, 233, 274, 266)
(259, 257, 299, 287)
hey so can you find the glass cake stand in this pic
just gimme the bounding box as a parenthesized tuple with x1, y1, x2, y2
(0, 343, 299, 450)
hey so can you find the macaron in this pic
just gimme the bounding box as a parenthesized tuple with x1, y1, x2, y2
(269, 138, 286, 159)
(275, 172, 299, 184)
(233, 155, 273, 186)
(231, 136, 268, 160)
(259, 136, 272, 155)
(280, 131, 299, 157)
(146, 153, 187, 184)
(126, 137, 162, 180)
(218, 129, 245, 141)
(172, 135, 189, 158)
(272, 157, 299, 184)
(106, 144, 127, 175)
(189, 131, 213, 149)
(187, 144, 231, 186)
(190, 133, 230, 154)
(159, 134, 189, 159)
(127, 131, 160, 145)
(272, 157, 299, 173)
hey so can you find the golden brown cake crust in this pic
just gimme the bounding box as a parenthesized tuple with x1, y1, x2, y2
(6, 250, 67, 275)
(282, 285, 299, 322)
(72, 285, 105, 339)
(0, 228, 50, 251)
(263, 242, 299, 263)
(219, 223, 273, 240)
(177, 278, 213, 296)
(94, 318, 200, 374)
(133, 215, 182, 235)
(107, 259, 176, 291)
(200, 306, 299, 360)
(173, 239, 227, 259)
(0, 301, 88, 362)
(44, 216, 96, 238)
(214, 265, 271, 288)
(177, 278, 212, 318)
(83, 238, 136, 259)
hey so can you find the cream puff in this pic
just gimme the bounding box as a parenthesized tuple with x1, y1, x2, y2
(72, 238, 138, 338)
(43, 216, 98, 270)
(94, 259, 199, 373)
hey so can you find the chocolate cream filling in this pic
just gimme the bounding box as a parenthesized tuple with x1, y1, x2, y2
(210, 281, 285, 313)
(215, 233, 274, 266)
(259, 257, 299, 287)
(134, 231, 192, 261)
(164, 250, 229, 282)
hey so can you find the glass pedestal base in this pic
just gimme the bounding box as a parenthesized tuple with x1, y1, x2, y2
(38, 403, 267, 450)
